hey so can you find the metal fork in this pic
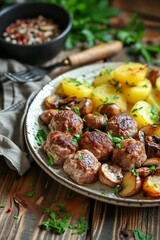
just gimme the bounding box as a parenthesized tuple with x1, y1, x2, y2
(3, 41, 123, 83)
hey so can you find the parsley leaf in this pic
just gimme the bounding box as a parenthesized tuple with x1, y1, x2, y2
(35, 129, 47, 145)
(69, 217, 89, 235)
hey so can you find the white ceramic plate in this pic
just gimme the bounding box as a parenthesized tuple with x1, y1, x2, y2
(24, 62, 160, 207)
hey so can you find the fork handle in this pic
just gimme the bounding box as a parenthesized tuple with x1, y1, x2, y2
(67, 41, 123, 67)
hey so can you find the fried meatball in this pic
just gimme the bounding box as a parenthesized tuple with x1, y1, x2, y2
(83, 113, 107, 130)
(39, 109, 58, 125)
(112, 138, 147, 170)
(49, 109, 83, 135)
(43, 131, 78, 164)
(106, 114, 138, 138)
(63, 149, 101, 184)
(79, 131, 114, 161)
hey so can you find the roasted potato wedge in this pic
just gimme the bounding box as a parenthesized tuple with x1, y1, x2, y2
(119, 171, 142, 197)
(92, 83, 127, 111)
(146, 89, 160, 112)
(114, 63, 148, 85)
(156, 77, 160, 91)
(122, 79, 152, 104)
(62, 78, 93, 98)
(99, 163, 123, 187)
(93, 67, 115, 87)
(130, 101, 158, 128)
(143, 175, 160, 198)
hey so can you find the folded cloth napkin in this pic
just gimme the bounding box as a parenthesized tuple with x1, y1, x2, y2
(0, 58, 51, 175)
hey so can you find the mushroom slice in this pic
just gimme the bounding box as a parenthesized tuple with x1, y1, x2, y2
(44, 94, 66, 109)
(142, 158, 160, 167)
(119, 171, 142, 197)
(99, 163, 123, 188)
(136, 167, 152, 178)
(140, 124, 160, 138)
(143, 175, 160, 198)
(39, 109, 58, 125)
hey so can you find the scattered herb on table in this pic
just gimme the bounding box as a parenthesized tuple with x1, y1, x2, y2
(69, 217, 89, 235)
(41, 205, 88, 235)
(25, 181, 35, 197)
(130, 229, 152, 240)
(0, 204, 5, 209)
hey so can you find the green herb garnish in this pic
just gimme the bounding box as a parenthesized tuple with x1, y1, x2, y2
(35, 129, 47, 145)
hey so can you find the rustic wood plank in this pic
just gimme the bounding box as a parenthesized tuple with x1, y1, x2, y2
(0, 159, 91, 240)
(91, 200, 160, 240)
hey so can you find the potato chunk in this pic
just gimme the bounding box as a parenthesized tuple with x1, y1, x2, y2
(122, 79, 152, 104)
(130, 101, 158, 128)
(114, 63, 148, 85)
(146, 89, 160, 112)
(92, 83, 127, 111)
(61, 78, 93, 98)
(156, 77, 160, 91)
(93, 67, 115, 87)
(143, 175, 160, 198)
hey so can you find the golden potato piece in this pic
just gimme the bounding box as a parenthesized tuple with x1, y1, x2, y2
(143, 175, 160, 198)
(130, 101, 158, 128)
(92, 83, 127, 112)
(146, 89, 160, 112)
(119, 171, 142, 197)
(114, 62, 148, 85)
(62, 78, 93, 98)
(93, 67, 115, 87)
(122, 79, 152, 104)
(156, 77, 160, 91)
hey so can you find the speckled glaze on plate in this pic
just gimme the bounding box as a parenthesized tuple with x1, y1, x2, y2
(24, 62, 160, 207)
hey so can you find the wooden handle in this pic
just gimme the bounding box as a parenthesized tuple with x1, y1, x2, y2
(68, 41, 123, 67)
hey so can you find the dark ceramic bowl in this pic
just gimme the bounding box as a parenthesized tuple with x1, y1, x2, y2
(0, 3, 72, 64)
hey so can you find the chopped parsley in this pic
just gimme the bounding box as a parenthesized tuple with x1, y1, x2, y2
(149, 165, 156, 171)
(35, 129, 47, 145)
(77, 155, 84, 161)
(130, 167, 139, 177)
(114, 186, 119, 195)
(69, 217, 89, 235)
(25, 182, 35, 197)
(107, 132, 123, 147)
(73, 106, 80, 115)
(48, 155, 55, 166)
(100, 189, 107, 195)
(0, 204, 5, 209)
(130, 229, 152, 240)
(72, 134, 81, 145)
(150, 106, 159, 123)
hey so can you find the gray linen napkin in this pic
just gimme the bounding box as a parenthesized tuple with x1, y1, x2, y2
(0, 58, 51, 175)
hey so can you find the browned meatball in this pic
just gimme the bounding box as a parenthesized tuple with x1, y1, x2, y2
(49, 110, 83, 135)
(63, 149, 101, 184)
(39, 109, 58, 125)
(112, 138, 147, 170)
(79, 131, 114, 161)
(106, 114, 138, 138)
(83, 113, 107, 130)
(43, 131, 78, 164)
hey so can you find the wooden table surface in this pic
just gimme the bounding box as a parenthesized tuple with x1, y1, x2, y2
(0, 43, 160, 240)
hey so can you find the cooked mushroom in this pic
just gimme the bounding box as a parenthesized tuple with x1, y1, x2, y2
(44, 94, 67, 109)
(142, 158, 160, 167)
(100, 103, 122, 118)
(39, 109, 58, 125)
(144, 136, 160, 158)
(45, 94, 93, 117)
(99, 163, 123, 187)
(119, 171, 142, 197)
(139, 124, 160, 138)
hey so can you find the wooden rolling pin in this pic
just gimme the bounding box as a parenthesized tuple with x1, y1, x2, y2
(65, 41, 123, 67)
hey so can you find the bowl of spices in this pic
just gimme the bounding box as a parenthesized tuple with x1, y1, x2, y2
(0, 2, 72, 64)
